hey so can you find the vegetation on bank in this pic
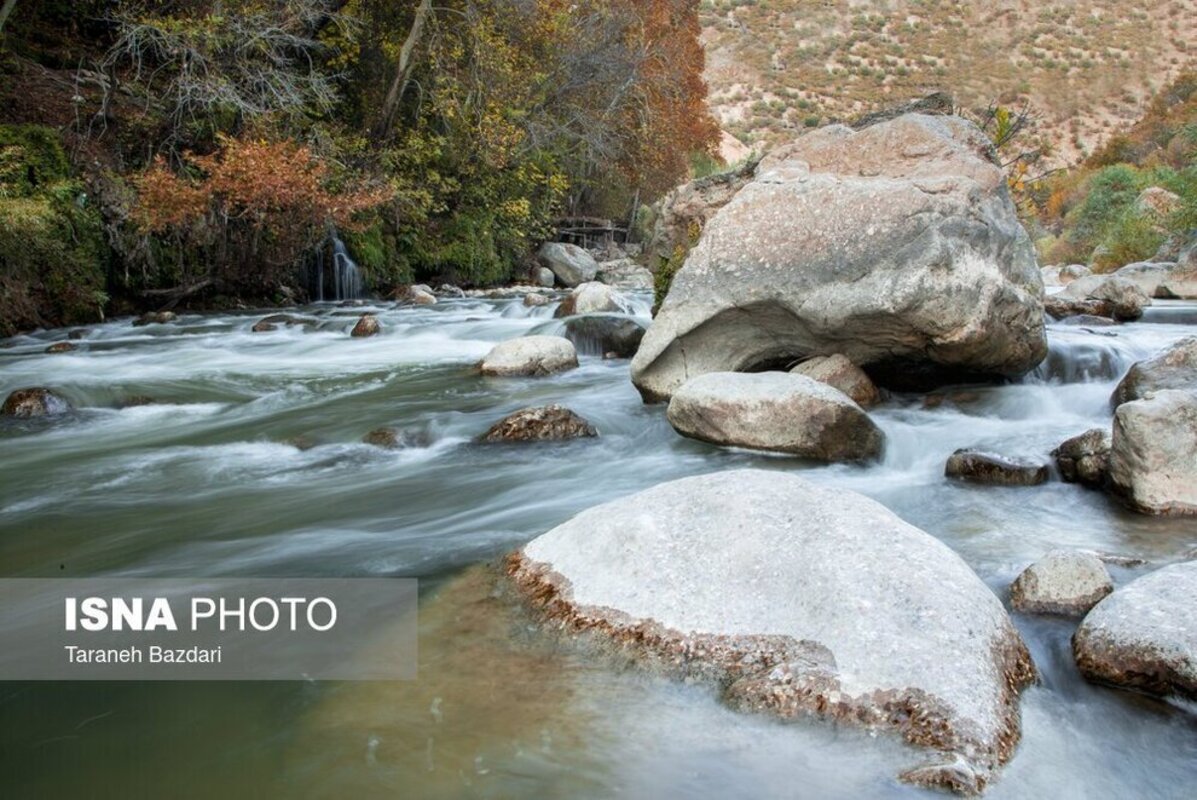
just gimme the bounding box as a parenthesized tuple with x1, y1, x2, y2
(0, 0, 718, 332)
(1030, 72, 1197, 269)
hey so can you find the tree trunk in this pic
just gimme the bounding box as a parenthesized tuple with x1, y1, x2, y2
(0, 0, 19, 34)
(372, 0, 433, 141)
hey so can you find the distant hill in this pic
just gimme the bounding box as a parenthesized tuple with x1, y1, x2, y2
(701, 0, 1196, 166)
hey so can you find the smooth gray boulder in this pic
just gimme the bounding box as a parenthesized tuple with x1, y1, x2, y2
(478, 336, 578, 377)
(666, 372, 884, 461)
(508, 469, 1036, 794)
(536, 243, 598, 288)
(1046, 275, 1151, 321)
(533, 266, 556, 288)
(1160, 244, 1197, 298)
(1108, 390, 1197, 515)
(630, 114, 1047, 401)
(1074, 561, 1197, 700)
(1111, 337, 1197, 406)
(554, 282, 629, 318)
(790, 354, 881, 408)
(1053, 429, 1111, 488)
(1112, 262, 1174, 298)
(1010, 550, 1113, 616)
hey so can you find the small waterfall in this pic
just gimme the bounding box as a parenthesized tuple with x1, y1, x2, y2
(331, 236, 363, 301)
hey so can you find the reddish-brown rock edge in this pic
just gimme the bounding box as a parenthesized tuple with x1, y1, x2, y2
(505, 551, 1036, 795)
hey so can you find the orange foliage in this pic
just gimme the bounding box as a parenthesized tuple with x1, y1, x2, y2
(132, 137, 389, 235)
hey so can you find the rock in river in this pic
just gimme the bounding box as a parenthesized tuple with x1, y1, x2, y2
(1052, 429, 1111, 488)
(507, 469, 1036, 793)
(481, 405, 597, 442)
(1111, 336, 1197, 407)
(1074, 560, 1197, 701)
(790, 354, 881, 408)
(1045, 276, 1151, 322)
(537, 242, 598, 288)
(1108, 390, 1197, 515)
(1, 387, 72, 417)
(350, 313, 381, 338)
(478, 335, 578, 377)
(562, 315, 645, 358)
(666, 372, 884, 462)
(554, 282, 629, 318)
(945, 450, 1049, 486)
(1010, 550, 1113, 616)
(630, 113, 1047, 401)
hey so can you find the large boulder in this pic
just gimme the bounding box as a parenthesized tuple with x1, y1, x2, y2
(1111, 337, 1197, 406)
(480, 405, 597, 442)
(1045, 275, 1151, 321)
(666, 372, 883, 461)
(1010, 550, 1113, 616)
(1108, 390, 1197, 515)
(1073, 561, 1197, 701)
(554, 282, 629, 318)
(507, 469, 1036, 793)
(1, 387, 71, 417)
(536, 243, 598, 288)
(478, 335, 578, 377)
(1112, 262, 1174, 298)
(562, 316, 646, 358)
(790, 354, 880, 408)
(630, 114, 1047, 401)
(1052, 428, 1111, 488)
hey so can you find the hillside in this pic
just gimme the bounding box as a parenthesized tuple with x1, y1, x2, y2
(701, 0, 1196, 166)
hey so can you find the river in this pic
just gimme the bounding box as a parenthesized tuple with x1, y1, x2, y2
(2, 293, 1196, 798)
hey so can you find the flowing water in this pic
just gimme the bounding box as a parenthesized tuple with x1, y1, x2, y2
(2, 294, 1197, 799)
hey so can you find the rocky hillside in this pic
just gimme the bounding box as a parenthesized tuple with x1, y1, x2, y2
(701, 0, 1196, 166)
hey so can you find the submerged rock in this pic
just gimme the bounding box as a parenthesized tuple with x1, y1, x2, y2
(553, 282, 628, 318)
(132, 311, 177, 327)
(478, 335, 578, 377)
(537, 243, 598, 288)
(480, 405, 597, 443)
(630, 114, 1047, 401)
(252, 314, 314, 333)
(507, 469, 1036, 793)
(1, 387, 71, 417)
(1111, 336, 1197, 406)
(1010, 550, 1113, 616)
(562, 315, 646, 358)
(1108, 390, 1197, 515)
(523, 292, 550, 307)
(666, 372, 883, 461)
(362, 427, 430, 449)
(350, 313, 381, 337)
(790, 354, 880, 408)
(1053, 429, 1111, 488)
(945, 450, 1049, 486)
(1073, 561, 1197, 701)
(45, 342, 76, 354)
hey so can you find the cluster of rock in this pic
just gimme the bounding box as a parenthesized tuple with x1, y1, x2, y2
(1047, 337, 1197, 516)
(535, 242, 652, 292)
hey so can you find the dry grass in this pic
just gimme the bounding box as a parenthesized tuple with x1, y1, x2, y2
(701, 0, 1196, 166)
